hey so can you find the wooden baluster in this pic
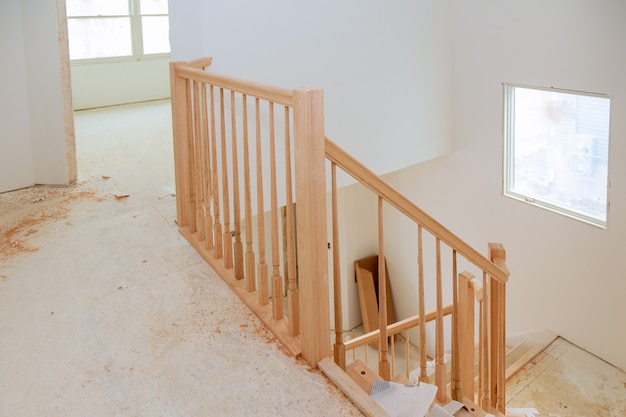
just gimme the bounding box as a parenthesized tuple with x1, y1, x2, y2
(200, 83, 214, 250)
(495, 280, 505, 413)
(390, 331, 396, 377)
(185, 78, 197, 233)
(378, 196, 390, 381)
(477, 277, 484, 406)
(209, 85, 223, 258)
(481, 270, 491, 410)
(452, 249, 460, 400)
(284, 106, 299, 336)
(418, 225, 428, 383)
(220, 88, 233, 269)
(231, 91, 244, 279)
(435, 238, 448, 403)
(331, 162, 344, 369)
(256, 98, 269, 306)
(269, 102, 284, 320)
(405, 330, 410, 380)
(169, 62, 189, 228)
(192, 81, 205, 241)
(242, 94, 256, 292)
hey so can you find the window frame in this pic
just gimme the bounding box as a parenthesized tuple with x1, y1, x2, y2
(67, 0, 170, 65)
(502, 83, 612, 229)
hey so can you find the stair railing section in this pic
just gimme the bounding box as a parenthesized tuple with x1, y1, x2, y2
(171, 56, 511, 415)
(326, 139, 510, 414)
(170, 58, 330, 366)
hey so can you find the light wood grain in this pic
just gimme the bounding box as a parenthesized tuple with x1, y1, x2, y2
(192, 81, 205, 242)
(284, 107, 299, 336)
(435, 238, 448, 404)
(231, 91, 244, 280)
(200, 83, 214, 250)
(242, 94, 256, 292)
(209, 85, 223, 259)
(169, 62, 188, 228)
(56, 0, 77, 185)
(176, 66, 293, 107)
(269, 102, 284, 320)
(318, 357, 390, 417)
(418, 225, 428, 384)
(325, 139, 508, 284)
(458, 271, 476, 403)
(293, 88, 329, 366)
(377, 197, 390, 381)
(344, 304, 453, 350)
(219, 88, 232, 269)
(255, 98, 269, 306)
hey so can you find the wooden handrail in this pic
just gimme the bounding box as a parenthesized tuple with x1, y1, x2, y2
(325, 138, 509, 283)
(185, 57, 214, 69)
(176, 66, 293, 107)
(344, 304, 454, 350)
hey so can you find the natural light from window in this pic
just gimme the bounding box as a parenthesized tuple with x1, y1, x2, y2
(503, 84, 611, 228)
(66, 0, 170, 61)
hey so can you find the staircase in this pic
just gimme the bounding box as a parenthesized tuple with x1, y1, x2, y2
(505, 330, 558, 381)
(170, 57, 511, 416)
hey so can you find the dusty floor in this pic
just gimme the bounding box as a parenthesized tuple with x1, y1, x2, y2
(507, 337, 626, 417)
(0, 100, 361, 417)
(2, 100, 625, 417)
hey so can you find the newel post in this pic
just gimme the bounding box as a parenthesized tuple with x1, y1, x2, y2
(488, 242, 507, 414)
(293, 88, 330, 367)
(169, 61, 191, 229)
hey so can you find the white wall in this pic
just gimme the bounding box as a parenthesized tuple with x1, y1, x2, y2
(169, 0, 626, 371)
(0, 0, 34, 192)
(71, 59, 171, 110)
(0, 0, 73, 192)
(385, 0, 626, 371)
(169, 0, 455, 332)
(22, 0, 74, 186)
(169, 0, 454, 178)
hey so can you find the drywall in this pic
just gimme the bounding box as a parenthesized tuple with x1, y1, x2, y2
(385, 0, 626, 371)
(71, 59, 171, 110)
(0, 0, 35, 192)
(21, 0, 73, 186)
(168, 0, 454, 178)
(168, 0, 455, 332)
(0, 0, 72, 192)
(335, 182, 380, 330)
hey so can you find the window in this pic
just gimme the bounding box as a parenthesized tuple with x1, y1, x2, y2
(66, 0, 170, 61)
(503, 84, 611, 228)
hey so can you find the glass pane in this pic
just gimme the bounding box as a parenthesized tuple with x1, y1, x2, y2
(68, 18, 132, 60)
(142, 16, 170, 54)
(140, 0, 168, 14)
(66, 0, 129, 17)
(511, 87, 610, 222)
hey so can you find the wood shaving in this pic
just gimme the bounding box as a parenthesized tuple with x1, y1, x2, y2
(0, 184, 99, 260)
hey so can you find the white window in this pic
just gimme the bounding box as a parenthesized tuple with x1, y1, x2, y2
(503, 84, 611, 228)
(66, 0, 170, 61)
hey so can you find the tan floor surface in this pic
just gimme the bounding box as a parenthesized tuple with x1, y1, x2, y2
(0, 100, 360, 417)
(507, 337, 626, 417)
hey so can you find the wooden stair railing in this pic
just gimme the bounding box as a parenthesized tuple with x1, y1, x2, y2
(170, 58, 330, 366)
(326, 139, 510, 414)
(171, 57, 511, 416)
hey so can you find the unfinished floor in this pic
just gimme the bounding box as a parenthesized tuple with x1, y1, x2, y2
(1, 100, 625, 417)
